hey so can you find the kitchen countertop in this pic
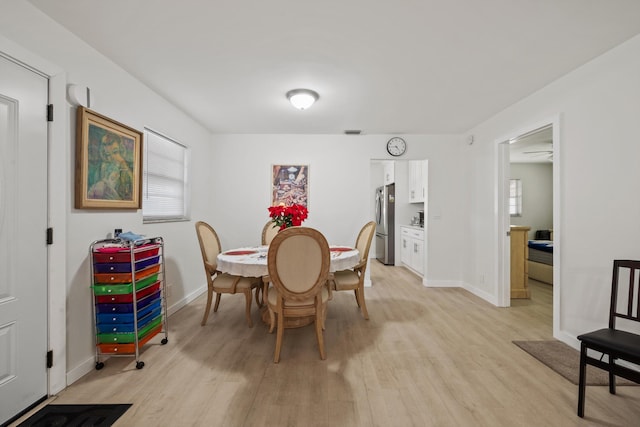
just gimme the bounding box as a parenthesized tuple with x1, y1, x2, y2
(401, 224, 424, 231)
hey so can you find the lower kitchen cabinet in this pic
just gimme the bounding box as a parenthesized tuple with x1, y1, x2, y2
(400, 226, 424, 275)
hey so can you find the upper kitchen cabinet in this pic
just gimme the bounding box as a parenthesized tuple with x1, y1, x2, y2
(383, 161, 395, 185)
(408, 160, 428, 203)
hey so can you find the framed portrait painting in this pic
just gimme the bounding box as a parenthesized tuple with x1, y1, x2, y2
(75, 107, 143, 209)
(271, 164, 308, 207)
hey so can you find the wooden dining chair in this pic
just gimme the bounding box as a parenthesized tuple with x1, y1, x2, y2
(576, 259, 640, 417)
(261, 220, 279, 245)
(195, 221, 261, 327)
(266, 227, 331, 363)
(331, 221, 376, 319)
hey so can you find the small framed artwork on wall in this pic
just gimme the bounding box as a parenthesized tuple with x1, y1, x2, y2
(75, 107, 143, 209)
(271, 164, 308, 207)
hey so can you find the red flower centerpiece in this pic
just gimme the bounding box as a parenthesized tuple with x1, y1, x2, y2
(268, 203, 308, 230)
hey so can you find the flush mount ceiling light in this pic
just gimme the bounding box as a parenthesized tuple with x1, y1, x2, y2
(286, 89, 319, 110)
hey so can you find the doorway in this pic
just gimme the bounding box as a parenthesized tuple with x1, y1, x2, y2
(497, 117, 561, 337)
(370, 159, 428, 278)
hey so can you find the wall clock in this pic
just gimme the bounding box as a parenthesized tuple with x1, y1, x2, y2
(386, 137, 406, 156)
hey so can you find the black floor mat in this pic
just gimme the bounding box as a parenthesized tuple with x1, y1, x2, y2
(15, 404, 131, 427)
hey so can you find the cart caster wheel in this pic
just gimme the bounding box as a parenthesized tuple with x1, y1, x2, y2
(161, 338, 168, 345)
(136, 361, 145, 369)
(95, 362, 104, 370)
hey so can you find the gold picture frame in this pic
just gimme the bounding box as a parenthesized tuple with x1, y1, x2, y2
(75, 107, 143, 209)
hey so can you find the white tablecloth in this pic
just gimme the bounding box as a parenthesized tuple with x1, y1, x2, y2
(216, 245, 360, 277)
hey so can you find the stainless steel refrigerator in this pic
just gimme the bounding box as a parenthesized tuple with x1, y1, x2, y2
(375, 183, 395, 265)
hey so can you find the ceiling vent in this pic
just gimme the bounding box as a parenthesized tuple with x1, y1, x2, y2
(344, 130, 361, 135)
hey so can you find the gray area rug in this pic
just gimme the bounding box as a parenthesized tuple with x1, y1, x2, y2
(513, 340, 637, 386)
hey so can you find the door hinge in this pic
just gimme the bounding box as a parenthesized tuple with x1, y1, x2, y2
(47, 104, 53, 122)
(47, 350, 53, 369)
(46, 227, 53, 245)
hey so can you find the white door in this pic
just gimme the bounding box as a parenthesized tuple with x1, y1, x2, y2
(0, 55, 49, 424)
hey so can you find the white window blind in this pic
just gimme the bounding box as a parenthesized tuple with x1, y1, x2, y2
(143, 128, 189, 222)
(509, 179, 522, 217)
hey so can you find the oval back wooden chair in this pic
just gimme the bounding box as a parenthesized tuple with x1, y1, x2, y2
(261, 220, 279, 245)
(195, 221, 261, 327)
(331, 221, 376, 319)
(266, 226, 331, 363)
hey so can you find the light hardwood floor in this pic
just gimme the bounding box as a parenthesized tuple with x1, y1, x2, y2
(11, 264, 640, 426)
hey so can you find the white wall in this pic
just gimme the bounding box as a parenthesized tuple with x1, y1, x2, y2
(464, 33, 640, 342)
(0, 1, 214, 387)
(207, 134, 465, 286)
(510, 163, 553, 239)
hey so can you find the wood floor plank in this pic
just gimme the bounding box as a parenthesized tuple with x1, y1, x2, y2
(9, 263, 640, 426)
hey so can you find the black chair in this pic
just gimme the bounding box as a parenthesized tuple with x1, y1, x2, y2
(535, 229, 551, 240)
(577, 259, 640, 417)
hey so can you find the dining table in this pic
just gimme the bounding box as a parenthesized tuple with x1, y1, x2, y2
(216, 244, 360, 328)
(217, 245, 359, 277)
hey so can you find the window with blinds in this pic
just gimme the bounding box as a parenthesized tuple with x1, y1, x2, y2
(509, 178, 522, 217)
(142, 128, 189, 222)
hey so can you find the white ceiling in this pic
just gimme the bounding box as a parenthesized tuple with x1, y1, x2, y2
(510, 125, 553, 163)
(27, 0, 640, 135)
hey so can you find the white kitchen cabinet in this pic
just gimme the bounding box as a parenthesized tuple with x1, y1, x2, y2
(400, 226, 424, 275)
(400, 229, 412, 267)
(413, 237, 424, 274)
(383, 161, 395, 185)
(408, 160, 428, 203)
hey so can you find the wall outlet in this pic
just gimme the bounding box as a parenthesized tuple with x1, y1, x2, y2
(166, 283, 173, 298)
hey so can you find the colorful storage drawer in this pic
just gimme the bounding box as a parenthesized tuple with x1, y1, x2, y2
(92, 274, 158, 296)
(93, 244, 160, 263)
(95, 307, 162, 333)
(90, 237, 167, 369)
(95, 299, 162, 324)
(95, 290, 161, 314)
(97, 316, 162, 344)
(94, 263, 160, 284)
(97, 325, 162, 354)
(93, 256, 160, 273)
(95, 281, 161, 303)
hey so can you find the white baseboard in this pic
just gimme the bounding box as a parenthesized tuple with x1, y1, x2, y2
(167, 285, 206, 316)
(66, 355, 95, 386)
(424, 279, 461, 287)
(555, 330, 580, 350)
(461, 281, 499, 306)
